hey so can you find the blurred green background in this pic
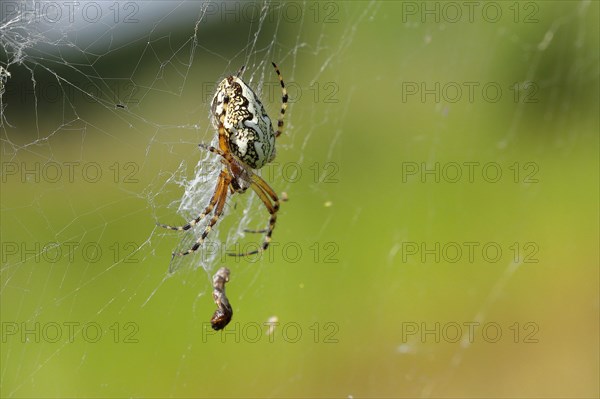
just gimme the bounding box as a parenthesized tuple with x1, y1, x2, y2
(1, 1, 598, 398)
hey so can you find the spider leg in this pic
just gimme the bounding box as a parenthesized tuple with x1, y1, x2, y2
(236, 65, 246, 78)
(156, 168, 227, 231)
(199, 143, 243, 176)
(228, 172, 279, 257)
(243, 192, 287, 233)
(271, 62, 288, 139)
(172, 170, 231, 257)
(199, 143, 232, 162)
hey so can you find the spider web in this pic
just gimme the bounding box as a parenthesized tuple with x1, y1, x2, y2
(1, 1, 598, 398)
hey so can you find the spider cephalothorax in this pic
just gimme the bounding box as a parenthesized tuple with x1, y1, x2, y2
(158, 63, 288, 258)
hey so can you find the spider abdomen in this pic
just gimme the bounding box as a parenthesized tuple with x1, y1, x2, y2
(212, 76, 276, 169)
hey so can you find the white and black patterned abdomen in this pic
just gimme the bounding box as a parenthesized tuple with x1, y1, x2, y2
(211, 76, 276, 169)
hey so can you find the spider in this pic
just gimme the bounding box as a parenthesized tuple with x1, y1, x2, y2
(158, 62, 288, 258)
